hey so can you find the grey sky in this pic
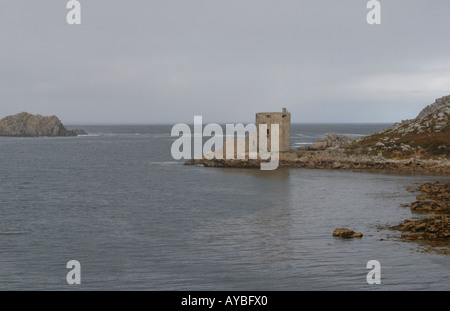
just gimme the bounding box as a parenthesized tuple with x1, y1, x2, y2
(1, 0, 450, 124)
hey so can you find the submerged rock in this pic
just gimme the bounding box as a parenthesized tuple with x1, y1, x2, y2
(333, 228, 363, 238)
(0, 112, 86, 137)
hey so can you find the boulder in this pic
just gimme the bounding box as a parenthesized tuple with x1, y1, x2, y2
(333, 228, 363, 238)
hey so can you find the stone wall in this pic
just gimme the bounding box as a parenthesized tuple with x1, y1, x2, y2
(255, 108, 291, 152)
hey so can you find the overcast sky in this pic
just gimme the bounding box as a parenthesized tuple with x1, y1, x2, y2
(1, 0, 450, 124)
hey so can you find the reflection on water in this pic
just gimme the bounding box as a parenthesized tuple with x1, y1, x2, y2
(221, 167, 291, 179)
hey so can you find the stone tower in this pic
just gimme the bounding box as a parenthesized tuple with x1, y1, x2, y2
(255, 108, 291, 152)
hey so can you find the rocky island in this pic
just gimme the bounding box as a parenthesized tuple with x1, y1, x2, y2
(185, 95, 450, 174)
(0, 112, 87, 137)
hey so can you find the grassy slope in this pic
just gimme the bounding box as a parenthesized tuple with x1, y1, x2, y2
(343, 121, 450, 160)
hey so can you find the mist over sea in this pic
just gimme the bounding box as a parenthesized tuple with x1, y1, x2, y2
(0, 124, 448, 290)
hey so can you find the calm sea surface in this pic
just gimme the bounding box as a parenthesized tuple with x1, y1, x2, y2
(0, 124, 448, 290)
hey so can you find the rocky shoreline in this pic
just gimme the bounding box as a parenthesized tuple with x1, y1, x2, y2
(185, 151, 450, 174)
(391, 215, 449, 241)
(389, 181, 449, 252)
(406, 181, 450, 214)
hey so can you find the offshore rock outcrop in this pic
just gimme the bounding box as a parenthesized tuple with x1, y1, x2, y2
(0, 112, 86, 137)
(300, 133, 356, 151)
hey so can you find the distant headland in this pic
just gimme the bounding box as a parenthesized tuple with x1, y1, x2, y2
(0, 112, 87, 137)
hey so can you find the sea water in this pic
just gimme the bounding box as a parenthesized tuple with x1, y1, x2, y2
(0, 124, 448, 290)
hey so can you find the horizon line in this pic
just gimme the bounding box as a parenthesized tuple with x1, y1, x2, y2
(65, 121, 395, 126)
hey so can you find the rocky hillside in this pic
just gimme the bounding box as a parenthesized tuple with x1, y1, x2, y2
(0, 112, 87, 137)
(350, 95, 450, 159)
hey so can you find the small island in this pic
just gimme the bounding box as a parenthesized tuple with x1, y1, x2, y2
(0, 112, 87, 137)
